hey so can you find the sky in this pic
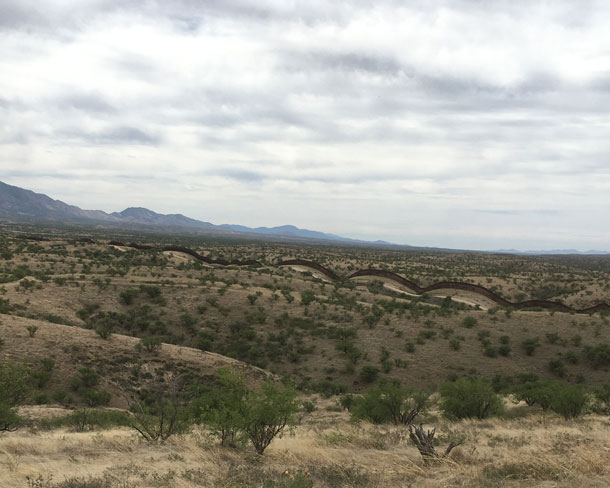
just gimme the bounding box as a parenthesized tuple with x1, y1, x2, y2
(1, 0, 610, 251)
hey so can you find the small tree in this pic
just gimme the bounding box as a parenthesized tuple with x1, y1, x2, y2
(351, 379, 429, 425)
(0, 402, 22, 432)
(440, 378, 503, 419)
(594, 381, 610, 413)
(95, 325, 113, 340)
(130, 392, 190, 443)
(243, 380, 299, 455)
(0, 361, 29, 431)
(359, 365, 380, 383)
(522, 337, 540, 356)
(197, 367, 248, 447)
(551, 385, 588, 419)
(26, 325, 39, 338)
(139, 337, 162, 354)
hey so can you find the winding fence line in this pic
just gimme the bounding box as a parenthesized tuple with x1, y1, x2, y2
(108, 241, 610, 314)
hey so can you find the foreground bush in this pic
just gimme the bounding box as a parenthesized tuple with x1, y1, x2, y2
(350, 379, 429, 425)
(0, 360, 30, 431)
(130, 393, 191, 443)
(440, 378, 503, 419)
(512, 379, 588, 418)
(243, 380, 299, 455)
(194, 369, 299, 454)
(195, 367, 248, 447)
(549, 384, 588, 419)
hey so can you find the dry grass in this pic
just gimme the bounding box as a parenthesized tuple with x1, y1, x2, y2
(1, 404, 610, 488)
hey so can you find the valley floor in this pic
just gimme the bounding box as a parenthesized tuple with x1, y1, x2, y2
(2, 404, 610, 488)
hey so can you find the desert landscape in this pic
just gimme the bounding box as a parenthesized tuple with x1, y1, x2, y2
(3, 1, 610, 486)
(2, 226, 610, 487)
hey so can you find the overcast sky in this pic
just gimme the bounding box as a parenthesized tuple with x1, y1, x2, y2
(1, 1, 609, 250)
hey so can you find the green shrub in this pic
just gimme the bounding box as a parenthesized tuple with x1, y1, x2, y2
(40, 358, 55, 372)
(70, 367, 99, 391)
(359, 365, 380, 383)
(440, 378, 503, 419)
(26, 325, 39, 337)
(0, 361, 29, 431)
(549, 384, 588, 419)
(338, 394, 355, 411)
(52, 390, 69, 404)
(549, 359, 566, 378)
(546, 332, 561, 344)
(522, 337, 540, 356)
(513, 380, 560, 410)
(119, 288, 138, 305)
(81, 389, 111, 407)
(34, 393, 49, 405)
(0, 361, 30, 406)
(594, 381, 610, 413)
(462, 316, 477, 328)
(243, 380, 299, 455)
(483, 345, 498, 358)
(0, 402, 22, 431)
(139, 336, 162, 353)
(583, 343, 610, 369)
(300, 290, 316, 306)
(139, 285, 161, 299)
(130, 395, 191, 443)
(95, 325, 113, 340)
(30, 369, 52, 389)
(311, 380, 348, 398)
(350, 379, 429, 425)
(195, 367, 248, 447)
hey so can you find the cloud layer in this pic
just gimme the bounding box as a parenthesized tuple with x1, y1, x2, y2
(1, 0, 609, 250)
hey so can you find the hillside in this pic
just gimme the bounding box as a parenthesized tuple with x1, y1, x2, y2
(2, 228, 610, 487)
(0, 315, 267, 408)
(1, 230, 609, 394)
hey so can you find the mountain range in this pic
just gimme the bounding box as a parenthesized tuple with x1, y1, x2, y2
(0, 180, 384, 244)
(1, 181, 607, 254)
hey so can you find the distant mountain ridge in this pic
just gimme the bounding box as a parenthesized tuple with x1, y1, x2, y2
(0, 181, 365, 244)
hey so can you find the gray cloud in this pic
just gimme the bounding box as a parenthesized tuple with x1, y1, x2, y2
(58, 126, 160, 145)
(1, 0, 610, 250)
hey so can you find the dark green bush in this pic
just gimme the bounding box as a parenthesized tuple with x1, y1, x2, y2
(243, 380, 299, 455)
(583, 343, 610, 369)
(139, 336, 162, 353)
(359, 365, 380, 383)
(119, 288, 138, 305)
(81, 389, 111, 407)
(350, 379, 429, 425)
(195, 367, 248, 447)
(549, 384, 588, 419)
(440, 378, 503, 419)
(522, 337, 540, 356)
(594, 381, 610, 413)
(548, 359, 566, 378)
(462, 316, 477, 328)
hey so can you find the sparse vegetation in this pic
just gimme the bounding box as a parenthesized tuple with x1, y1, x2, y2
(1, 229, 610, 486)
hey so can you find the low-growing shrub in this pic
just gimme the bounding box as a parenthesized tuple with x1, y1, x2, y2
(440, 377, 503, 419)
(359, 365, 380, 383)
(350, 379, 429, 425)
(522, 337, 540, 356)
